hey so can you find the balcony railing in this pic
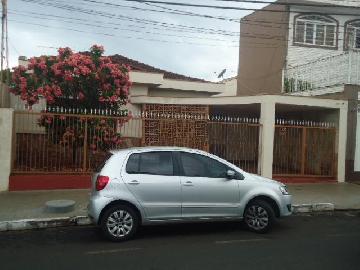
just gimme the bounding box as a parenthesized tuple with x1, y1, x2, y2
(284, 51, 360, 93)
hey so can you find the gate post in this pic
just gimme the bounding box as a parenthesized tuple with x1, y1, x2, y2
(0, 108, 14, 191)
(301, 127, 307, 175)
(259, 101, 275, 178)
(337, 106, 348, 182)
(82, 119, 88, 172)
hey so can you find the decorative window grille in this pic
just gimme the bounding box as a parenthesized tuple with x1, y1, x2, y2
(345, 20, 360, 51)
(294, 15, 337, 48)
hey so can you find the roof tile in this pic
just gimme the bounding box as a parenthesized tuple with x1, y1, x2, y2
(110, 54, 208, 83)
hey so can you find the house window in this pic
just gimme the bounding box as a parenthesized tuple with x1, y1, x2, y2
(345, 20, 360, 50)
(294, 15, 337, 48)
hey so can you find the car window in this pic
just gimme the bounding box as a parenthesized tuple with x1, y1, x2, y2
(126, 153, 140, 174)
(126, 151, 173, 176)
(180, 152, 228, 178)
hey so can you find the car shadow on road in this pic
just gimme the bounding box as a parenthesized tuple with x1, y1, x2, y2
(0, 217, 296, 248)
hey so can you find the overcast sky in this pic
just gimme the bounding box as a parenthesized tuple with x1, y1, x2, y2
(8, 0, 271, 81)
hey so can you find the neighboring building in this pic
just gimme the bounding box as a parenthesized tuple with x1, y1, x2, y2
(237, 0, 360, 181)
(237, 0, 360, 95)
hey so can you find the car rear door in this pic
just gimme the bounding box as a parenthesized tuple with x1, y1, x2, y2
(121, 151, 181, 220)
(178, 151, 240, 218)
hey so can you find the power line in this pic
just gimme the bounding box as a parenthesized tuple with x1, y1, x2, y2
(79, 0, 360, 26)
(20, 0, 240, 36)
(0, 0, 9, 107)
(217, 0, 360, 4)
(141, 3, 358, 30)
(10, 16, 292, 45)
(20, 0, 360, 34)
(81, 0, 241, 22)
(214, 0, 360, 8)
(9, 19, 241, 48)
(10, 9, 295, 42)
(14, 0, 355, 48)
(8, 9, 241, 37)
(8, 11, 239, 43)
(9, 39, 21, 55)
(86, 0, 360, 15)
(9, 10, 292, 47)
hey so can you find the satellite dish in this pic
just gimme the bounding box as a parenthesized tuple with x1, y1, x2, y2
(217, 68, 227, 78)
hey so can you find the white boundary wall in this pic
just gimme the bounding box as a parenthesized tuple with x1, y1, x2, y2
(355, 93, 360, 171)
(0, 109, 14, 191)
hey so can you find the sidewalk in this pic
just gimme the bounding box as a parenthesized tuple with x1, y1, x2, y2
(288, 183, 360, 210)
(0, 183, 359, 231)
(0, 189, 89, 222)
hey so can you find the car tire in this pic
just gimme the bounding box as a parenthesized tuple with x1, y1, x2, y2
(100, 204, 139, 242)
(244, 200, 275, 234)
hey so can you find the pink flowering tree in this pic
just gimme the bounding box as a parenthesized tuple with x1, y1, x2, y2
(9, 45, 132, 158)
(10, 45, 131, 109)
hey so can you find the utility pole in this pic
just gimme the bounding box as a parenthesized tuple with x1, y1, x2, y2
(0, 0, 8, 107)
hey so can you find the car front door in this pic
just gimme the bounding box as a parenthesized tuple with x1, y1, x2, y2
(122, 151, 181, 220)
(178, 152, 241, 218)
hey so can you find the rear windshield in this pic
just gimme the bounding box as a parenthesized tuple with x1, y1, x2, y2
(95, 152, 113, 172)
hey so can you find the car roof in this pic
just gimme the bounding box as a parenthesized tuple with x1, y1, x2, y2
(109, 146, 204, 155)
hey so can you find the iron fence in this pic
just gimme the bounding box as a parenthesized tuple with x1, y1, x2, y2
(13, 109, 142, 173)
(13, 109, 262, 174)
(12, 109, 337, 177)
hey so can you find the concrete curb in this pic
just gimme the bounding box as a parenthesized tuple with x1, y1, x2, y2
(0, 203, 337, 232)
(0, 216, 92, 232)
(292, 203, 335, 213)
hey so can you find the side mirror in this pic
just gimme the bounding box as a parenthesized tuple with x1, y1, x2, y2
(226, 170, 236, 179)
(226, 169, 245, 180)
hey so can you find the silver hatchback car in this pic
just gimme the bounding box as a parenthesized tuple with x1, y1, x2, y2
(88, 147, 292, 241)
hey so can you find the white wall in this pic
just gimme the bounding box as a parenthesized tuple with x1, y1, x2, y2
(303, 0, 360, 7)
(355, 92, 360, 171)
(287, 8, 360, 68)
(355, 111, 360, 171)
(0, 109, 14, 191)
(129, 85, 149, 97)
(0, 83, 10, 108)
(214, 77, 237, 97)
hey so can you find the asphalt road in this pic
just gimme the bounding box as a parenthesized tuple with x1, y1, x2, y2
(0, 212, 359, 270)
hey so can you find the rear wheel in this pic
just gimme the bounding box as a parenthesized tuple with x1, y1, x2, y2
(244, 200, 275, 233)
(100, 205, 139, 242)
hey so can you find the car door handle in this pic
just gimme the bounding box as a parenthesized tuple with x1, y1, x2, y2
(183, 181, 194, 186)
(128, 180, 140, 185)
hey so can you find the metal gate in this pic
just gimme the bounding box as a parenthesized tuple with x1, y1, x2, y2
(273, 121, 337, 177)
(208, 119, 260, 174)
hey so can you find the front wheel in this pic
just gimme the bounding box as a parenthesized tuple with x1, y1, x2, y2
(100, 205, 139, 242)
(244, 200, 275, 233)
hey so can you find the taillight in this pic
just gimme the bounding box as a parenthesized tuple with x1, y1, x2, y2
(96, 175, 110, 191)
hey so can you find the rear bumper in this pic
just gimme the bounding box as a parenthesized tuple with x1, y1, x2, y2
(88, 193, 114, 225)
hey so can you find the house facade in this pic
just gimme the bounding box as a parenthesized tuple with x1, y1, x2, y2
(237, 0, 360, 181)
(0, 52, 349, 191)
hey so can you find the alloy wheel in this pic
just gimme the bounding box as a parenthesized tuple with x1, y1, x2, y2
(106, 210, 134, 238)
(245, 205, 269, 231)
